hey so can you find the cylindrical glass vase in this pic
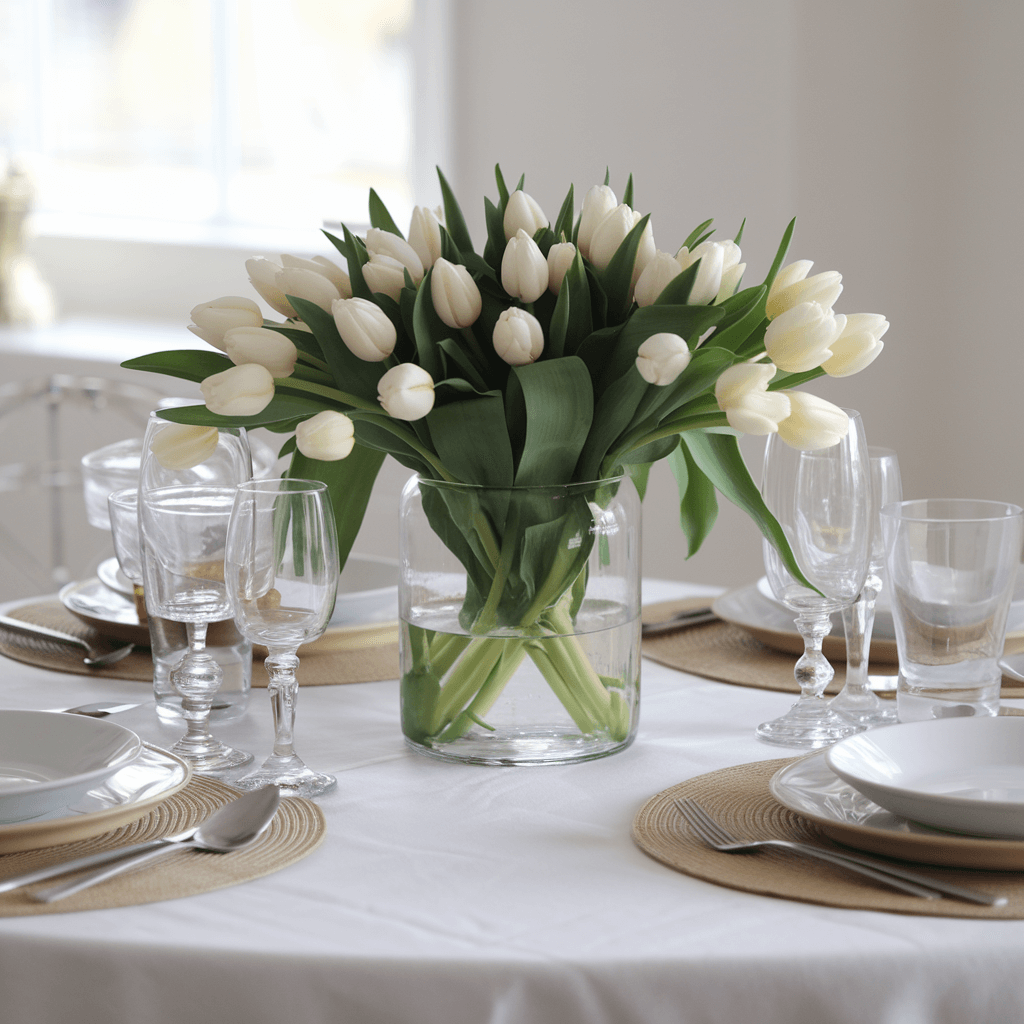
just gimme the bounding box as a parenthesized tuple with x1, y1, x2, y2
(399, 474, 641, 766)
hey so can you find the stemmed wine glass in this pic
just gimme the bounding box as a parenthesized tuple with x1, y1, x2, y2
(139, 410, 253, 492)
(139, 485, 252, 772)
(226, 479, 339, 797)
(828, 447, 902, 727)
(757, 409, 872, 748)
(107, 487, 146, 625)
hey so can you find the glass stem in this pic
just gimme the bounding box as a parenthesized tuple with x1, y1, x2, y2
(175, 621, 220, 750)
(841, 576, 881, 699)
(265, 648, 301, 760)
(793, 609, 836, 699)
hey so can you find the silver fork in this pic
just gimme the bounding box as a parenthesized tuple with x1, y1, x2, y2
(674, 798, 1007, 906)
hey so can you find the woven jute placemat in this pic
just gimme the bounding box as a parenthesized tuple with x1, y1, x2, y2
(0, 774, 325, 915)
(640, 598, 1024, 699)
(0, 600, 399, 686)
(632, 758, 1024, 918)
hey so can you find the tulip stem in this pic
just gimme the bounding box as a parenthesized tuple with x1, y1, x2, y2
(602, 412, 729, 475)
(295, 352, 331, 373)
(459, 328, 489, 374)
(345, 412, 456, 482)
(274, 377, 380, 413)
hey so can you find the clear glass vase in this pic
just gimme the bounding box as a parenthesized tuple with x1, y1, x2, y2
(399, 474, 641, 766)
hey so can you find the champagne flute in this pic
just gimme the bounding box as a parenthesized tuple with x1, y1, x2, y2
(757, 410, 872, 748)
(828, 448, 902, 727)
(139, 485, 252, 772)
(226, 479, 339, 797)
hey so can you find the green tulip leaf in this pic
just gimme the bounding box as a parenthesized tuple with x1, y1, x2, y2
(681, 218, 714, 252)
(767, 367, 826, 391)
(321, 229, 350, 260)
(762, 216, 796, 292)
(427, 393, 514, 488)
(157, 393, 327, 428)
(483, 196, 506, 270)
(367, 188, 404, 238)
(622, 173, 634, 210)
(705, 287, 768, 353)
(341, 224, 372, 300)
(562, 248, 593, 353)
(438, 338, 489, 392)
(668, 441, 718, 557)
(121, 349, 232, 384)
(548, 273, 570, 359)
(619, 434, 679, 466)
(553, 183, 575, 241)
(734, 217, 747, 246)
(494, 164, 510, 207)
(277, 435, 297, 459)
(437, 166, 474, 255)
(601, 212, 650, 323)
(263, 323, 326, 360)
(653, 262, 699, 306)
(411, 267, 446, 381)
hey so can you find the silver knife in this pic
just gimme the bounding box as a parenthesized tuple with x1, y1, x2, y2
(0, 614, 91, 650)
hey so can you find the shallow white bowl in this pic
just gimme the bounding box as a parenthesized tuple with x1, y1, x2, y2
(329, 553, 399, 626)
(0, 711, 143, 823)
(826, 717, 1024, 839)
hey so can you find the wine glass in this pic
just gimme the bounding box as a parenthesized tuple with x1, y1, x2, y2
(107, 487, 146, 624)
(757, 409, 872, 748)
(828, 448, 902, 727)
(139, 485, 252, 772)
(138, 410, 253, 493)
(226, 479, 339, 797)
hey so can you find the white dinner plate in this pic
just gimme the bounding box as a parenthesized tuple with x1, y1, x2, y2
(96, 556, 134, 597)
(754, 576, 896, 637)
(0, 710, 143, 823)
(826, 718, 1024, 839)
(770, 749, 1024, 869)
(0, 743, 190, 853)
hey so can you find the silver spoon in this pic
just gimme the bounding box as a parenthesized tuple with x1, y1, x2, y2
(26, 784, 282, 903)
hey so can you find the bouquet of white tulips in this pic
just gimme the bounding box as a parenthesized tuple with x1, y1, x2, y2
(125, 166, 887, 743)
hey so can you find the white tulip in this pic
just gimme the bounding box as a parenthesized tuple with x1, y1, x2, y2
(295, 410, 355, 461)
(714, 363, 792, 435)
(635, 333, 691, 385)
(631, 212, 656, 289)
(587, 204, 635, 272)
(677, 240, 726, 306)
(577, 185, 617, 260)
(408, 205, 444, 267)
(365, 228, 424, 284)
(547, 242, 576, 295)
(223, 326, 298, 378)
(199, 363, 275, 417)
(821, 313, 889, 377)
(776, 391, 850, 450)
(378, 363, 435, 420)
(187, 296, 263, 352)
(764, 301, 845, 373)
(362, 253, 409, 301)
(149, 423, 219, 471)
(766, 260, 843, 320)
(634, 251, 682, 307)
(493, 307, 544, 366)
(431, 258, 482, 328)
(503, 190, 547, 240)
(304, 255, 353, 298)
(274, 264, 341, 313)
(714, 240, 745, 302)
(246, 257, 296, 318)
(501, 229, 548, 303)
(331, 297, 397, 362)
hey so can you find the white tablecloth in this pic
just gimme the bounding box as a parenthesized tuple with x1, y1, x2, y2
(0, 579, 1022, 1024)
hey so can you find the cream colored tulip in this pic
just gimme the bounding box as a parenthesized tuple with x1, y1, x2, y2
(764, 301, 845, 373)
(821, 313, 889, 377)
(634, 251, 682, 307)
(587, 204, 635, 272)
(246, 257, 296, 318)
(677, 240, 726, 306)
(577, 185, 617, 260)
(378, 363, 435, 420)
(635, 333, 691, 385)
(200, 364, 275, 416)
(295, 410, 355, 461)
(503, 190, 547, 240)
(430, 258, 482, 328)
(714, 240, 745, 303)
(493, 307, 544, 366)
(362, 253, 408, 301)
(365, 228, 424, 284)
(776, 391, 850, 450)
(275, 264, 341, 313)
(631, 213, 656, 289)
(187, 296, 263, 352)
(331, 297, 397, 362)
(223, 326, 298, 378)
(501, 229, 548, 303)
(547, 242, 576, 295)
(766, 260, 843, 320)
(714, 363, 792, 435)
(304, 255, 353, 298)
(408, 205, 444, 267)
(149, 423, 219, 471)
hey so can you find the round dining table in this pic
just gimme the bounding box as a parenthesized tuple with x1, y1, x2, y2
(0, 578, 1021, 1024)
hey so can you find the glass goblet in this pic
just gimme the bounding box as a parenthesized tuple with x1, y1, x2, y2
(139, 485, 252, 773)
(138, 410, 253, 494)
(757, 409, 872, 748)
(107, 487, 147, 624)
(828, 447, 902, 727)
(226, 479, 339, 797)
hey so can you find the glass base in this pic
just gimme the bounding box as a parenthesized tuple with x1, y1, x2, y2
(406, 728, 635, 766)
(756, 698, 862, 749)
(234, 755, 337, 798)
(171, 739, 253, 774)
(828, 689, 899, 729)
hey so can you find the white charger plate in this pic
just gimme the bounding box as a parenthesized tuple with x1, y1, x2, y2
(0, 710, 143, 823)
(770, 749, 1024, 869)
(826, 718, 1024, 839)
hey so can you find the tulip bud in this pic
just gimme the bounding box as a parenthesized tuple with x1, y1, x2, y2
(200, 363, 275, 417)
(502, 190, 547, 240)
(431, 258, 482, 328)
(764, 301, 845, 373)
(577, 185, 617, 260)
(547, 242, 576, 295)
(295, 410, 355, 461)
(714, 241, 745, 303)
(305, 255, 353, 298)
(149, 423, 219, 471)
(766, 260, 843, 320)
(635, 333, 691, 385)
(223, 326, 298, 378)
(714, 363, 792, 435)
(821, 313, 889, 377)
(275, 264, 341, 313)
(246, 257, 296, 318)
(362, 253, 408, 301)
(587, 204, 635, 272)
(501, 229, 548, 303)
(677, 240, 726, 306)
(188, 296, 263, 352)
(631, 213, 656, 289)
(408, 205, 444, 267)
(331, 297, 397, 362)
(776, 391, 850, 450)
(365, 228, 424, 284)
(493, 307, 544, 366)
(634, 251, 682, 307)
(378, 363, 435, 420)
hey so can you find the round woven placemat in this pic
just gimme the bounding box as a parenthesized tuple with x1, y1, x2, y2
(641, 598, 1024, 699)
(633, 758, 1024, 918)
(0, 774, 325, 915)
(0, 601, 399, 686)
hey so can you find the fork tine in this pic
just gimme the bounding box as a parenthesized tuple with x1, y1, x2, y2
(673, 800, 718, 847)
(674, 799, 736, 846)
